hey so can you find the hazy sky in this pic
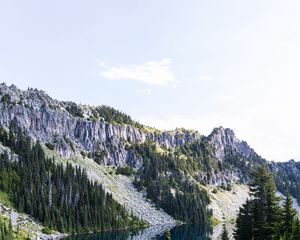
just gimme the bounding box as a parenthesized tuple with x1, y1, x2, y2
(1, 1, 300, 161)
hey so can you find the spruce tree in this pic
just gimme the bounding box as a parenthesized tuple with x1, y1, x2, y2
(283, 193, 297, 240)
(293, 219, 300, 240)
(221, 223, 229, 240)
(235, 165, 289, 240)
(164, 227, 171, 240)
(0, 125, 146, 233)
(234, 199, 253, 240)
(250, 165, 282, 240)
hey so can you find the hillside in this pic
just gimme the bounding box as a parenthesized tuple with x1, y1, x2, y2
(0, 83, 299, 239)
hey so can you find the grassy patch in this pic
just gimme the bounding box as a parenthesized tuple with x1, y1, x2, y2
(0, 191, 13, 208)
(211, 215, 221, 226)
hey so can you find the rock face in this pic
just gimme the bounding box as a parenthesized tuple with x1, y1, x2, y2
(1, 83, 300, 240)
(0, 83, 202, 167)
(0, 201, 65, 240)
(58, 153, 176, 226)
(0, 83, 267, 188)
(208, 127, 256, 161)
(0, 83, 296, 189)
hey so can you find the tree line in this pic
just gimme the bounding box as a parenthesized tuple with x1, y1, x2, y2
(0, 218, 13, 240)
(235, 165, 300, 240)
(131, 141, 212, 228)
(0, 123, 145, 234)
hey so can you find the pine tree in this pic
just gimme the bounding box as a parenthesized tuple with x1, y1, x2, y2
(164, 227, 171, 240)
(0, 125, 146, 233)
(250, 165, 282, 240)
(234, 199, 253, 240)
(235, 165, 288, 240)
(221, 223, 229, 240)
(293, 219, 300, 240)
(283, 193, 297, 240)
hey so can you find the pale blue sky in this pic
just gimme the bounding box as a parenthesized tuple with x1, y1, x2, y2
(1, 1, 300, 161)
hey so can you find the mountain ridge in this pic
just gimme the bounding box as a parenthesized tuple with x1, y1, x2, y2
(1, 82, 300, 239)
(0, 82, 296, 187)
(0, 83, 256, 164)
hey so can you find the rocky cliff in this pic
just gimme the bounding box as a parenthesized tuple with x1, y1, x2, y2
(1, 83, 300, 240)
(0, 83, 203, 167)
(1, 83, 297, 188)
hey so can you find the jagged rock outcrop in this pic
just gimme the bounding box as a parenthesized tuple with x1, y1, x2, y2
(208, 127, 256, 161)
(2, 83, 300, 240)
(0, 83, 202, 167)
(0, 83, 297, 190)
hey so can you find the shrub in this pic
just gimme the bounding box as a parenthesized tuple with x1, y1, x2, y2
(45, 143, 55, 150)
(42, 227, 53, 234)
(116, 166, 134, 176)
(1, 94, 11, 104)
(80, 151, 86, 157)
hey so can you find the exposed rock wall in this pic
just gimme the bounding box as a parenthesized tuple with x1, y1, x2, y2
(0, 83, 202, 166)
(0, 83, 280, 187)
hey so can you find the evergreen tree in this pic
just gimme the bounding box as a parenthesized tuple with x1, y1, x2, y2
(0, 218, 13, 240)
(250, 165, 282, 240)
(293, 219, 300, 240)
(234, 199, 253, 240)
(282, 193, 297, 240)
(132, 142, 211, 226)
(221, 223, 229, 240)
(0, 125, 146, 233)
(164, 227, 171, 240)
(235, 165, 292, 240)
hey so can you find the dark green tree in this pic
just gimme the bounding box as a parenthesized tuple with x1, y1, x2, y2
(164, 227, 171, 240)
(235, 165, 289, 240)
(0, 125, 146, 233)
(234, 199, 253, 240)
(293, 219, 300, 240)
(221, 223, 229, 240)
(250, 165, 282, 240)
(282, 193, 297, 240)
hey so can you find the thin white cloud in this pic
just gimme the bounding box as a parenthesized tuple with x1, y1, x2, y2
(197, 75, 213, 81)
(100, 58, 175, 87)
(139, 97, 300, 162)
(96, 59, 107, 68)
(136, 88, 152, 96)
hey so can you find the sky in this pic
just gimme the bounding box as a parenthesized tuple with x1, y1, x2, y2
(0, 1, 300, 161)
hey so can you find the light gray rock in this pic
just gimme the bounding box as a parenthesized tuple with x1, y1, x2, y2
(0, 83, 201, 167)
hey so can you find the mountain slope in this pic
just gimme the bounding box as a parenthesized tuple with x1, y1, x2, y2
(0, 83, 299, 239)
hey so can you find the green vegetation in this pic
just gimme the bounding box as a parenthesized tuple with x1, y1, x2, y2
(91, 105, 140, 126)
(132, 141, 211, 226)
(41, 227, 53, 234)
(64, 103, 143, 128)
(234, 165, 300, 240)
(64, 103, 84, 118)
(0, 191, 12, 208)
(283, 193, 298, 240)
(116, 166, 134, 176)
(221, 223, 229, 240)
(210, 216, 220, 227)
(164, 227, 171, 240)
(0, 216, 31, 240)
(1, 94, 11, 104)
(0, 124, 146, 233)
(0, 217, 13, 240)
(271, 160, 300, 204)
(45, 142, 55, 150)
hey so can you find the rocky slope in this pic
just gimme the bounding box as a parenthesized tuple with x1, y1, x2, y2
(0, 83, 300, 240)
(0, 83, 258, 186)
(0, 82, 297, 194)
(0, 188, 64, 240)
(0, 83, 201, 167)
(42, 147, 176, 227)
